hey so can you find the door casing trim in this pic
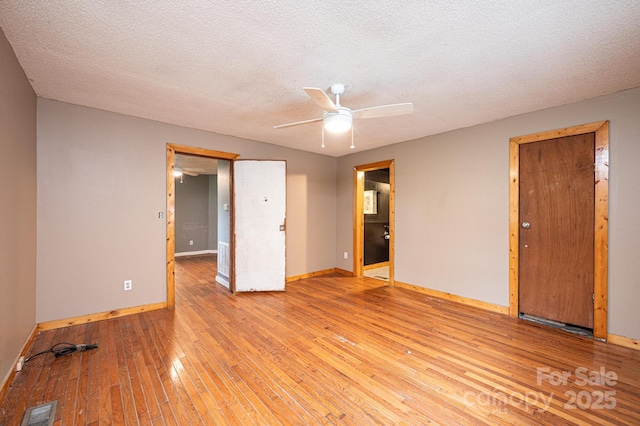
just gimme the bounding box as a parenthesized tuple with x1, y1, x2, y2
(508, 121, 609, 339)
(353, 160, 394, 284)
(166, 143, 239, 307)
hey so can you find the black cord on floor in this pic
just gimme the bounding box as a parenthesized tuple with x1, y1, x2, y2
(24, 342, 99, 364)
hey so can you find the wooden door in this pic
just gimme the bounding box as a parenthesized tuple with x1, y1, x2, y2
(234, 160, 286, 292)
(519, 134, 594, 328)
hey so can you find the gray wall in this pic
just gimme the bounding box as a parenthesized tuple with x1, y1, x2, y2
(6, 26, 636, 365)
(217, 161, 231, 247)
(216, 161, 231, 283)
(175, 174, 212, 253)
(0, 27, 37, 384)
(336, 87, 640, 341)
(36, 99, 337, 322)
(208, 174, 218, 250)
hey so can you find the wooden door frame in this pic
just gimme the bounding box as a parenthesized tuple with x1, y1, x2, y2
(509, 121, 609, 339)
(166, 143, 239, 307)
(353, 160, 395, 284)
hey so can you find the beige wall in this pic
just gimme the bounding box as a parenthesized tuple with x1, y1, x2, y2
(337, 87, 640, 341)
(0, 28, 37, 383)
(37, 99, 337, 322)
(8, 41, 638, 363)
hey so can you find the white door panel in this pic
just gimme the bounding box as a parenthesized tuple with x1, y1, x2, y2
(234, 160, 286, 292)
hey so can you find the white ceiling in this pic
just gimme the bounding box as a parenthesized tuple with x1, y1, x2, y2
(175, 153, 218, 175)
(1, 1, 639, 157)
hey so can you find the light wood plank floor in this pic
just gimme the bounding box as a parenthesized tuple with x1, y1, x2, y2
(1, 254, 639, 425)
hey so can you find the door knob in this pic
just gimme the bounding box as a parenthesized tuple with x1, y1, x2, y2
(521, 221, 530, 229)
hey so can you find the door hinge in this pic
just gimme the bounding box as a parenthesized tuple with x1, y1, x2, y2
(592, 293, 595, 303)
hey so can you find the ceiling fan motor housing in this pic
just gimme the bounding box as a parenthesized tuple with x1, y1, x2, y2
(330, 83, 345, 96)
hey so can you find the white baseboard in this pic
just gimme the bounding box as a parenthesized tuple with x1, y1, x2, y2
(175, 249, 217, 257)
(216, 275, 230, 288)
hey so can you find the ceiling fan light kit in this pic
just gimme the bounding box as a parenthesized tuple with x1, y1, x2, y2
(323, 109, 352, 133)
(173, 166, 201, 184)
(274, 83, 413, 149)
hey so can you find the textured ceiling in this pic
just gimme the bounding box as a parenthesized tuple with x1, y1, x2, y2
(1, 1, 639, 157)
(175, 153, 218, 175)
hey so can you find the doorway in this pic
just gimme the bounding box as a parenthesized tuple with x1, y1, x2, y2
(354, 160, 394, 284)
(508, 121, 609, 339)
(166, 144, 239, 307)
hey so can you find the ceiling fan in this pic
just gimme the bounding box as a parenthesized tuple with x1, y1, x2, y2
(274, 84, 414, 148)
(173, 167, 201, 183)
(175, 169, 200, 177)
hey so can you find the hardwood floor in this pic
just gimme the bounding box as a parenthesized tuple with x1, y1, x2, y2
(1, 254, 639, 425)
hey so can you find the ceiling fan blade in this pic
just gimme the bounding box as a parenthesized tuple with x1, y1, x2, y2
(303, 87, 338, 112)
(273, 117, 323, 129)
(351, 103, 414, 120)
(182, 170, 199, 176)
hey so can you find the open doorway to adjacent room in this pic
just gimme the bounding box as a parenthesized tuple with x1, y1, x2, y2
(166, 144, 238, 308)
(353, 160, 394, 284)
(172, 153, 230, 305)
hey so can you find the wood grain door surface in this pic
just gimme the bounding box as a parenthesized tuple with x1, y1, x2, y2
(519, 134, 594, 328)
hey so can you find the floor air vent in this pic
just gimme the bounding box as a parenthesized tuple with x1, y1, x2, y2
(218, 241, 230, 277)
(21, 401, 57, 426)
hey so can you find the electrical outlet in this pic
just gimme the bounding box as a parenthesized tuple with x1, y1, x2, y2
(343, 252, 348, 259)
(189, 240, 194, 246)
(124, 280, 132, 291)
(16, 356, 25, 372)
